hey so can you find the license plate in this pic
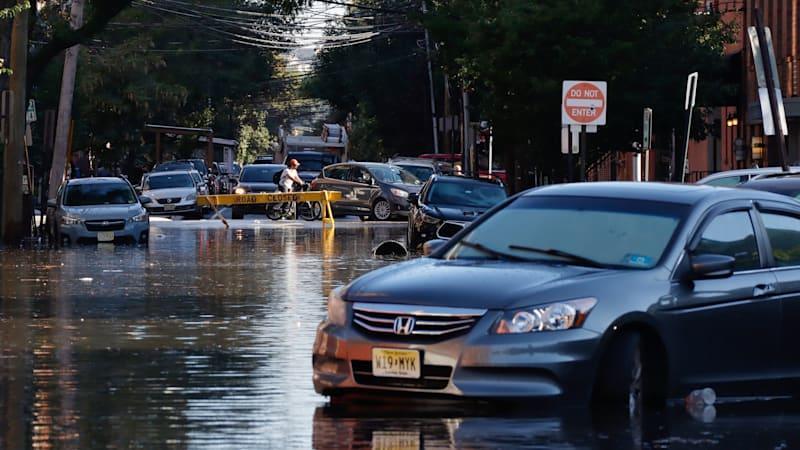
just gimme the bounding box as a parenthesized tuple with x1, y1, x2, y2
(97, 231, 114, 242)
(372, 348, 421, 379)
(371, 432, 420, 450)
(163, 204, 176, 211)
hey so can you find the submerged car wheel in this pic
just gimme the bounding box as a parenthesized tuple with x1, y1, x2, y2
(371, 199, 392, 221)
(593, 331, 666, 411)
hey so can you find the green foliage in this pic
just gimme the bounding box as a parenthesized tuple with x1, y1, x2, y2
(237, 110, 271, 164)
(426, 0, 736, 178)
(0, 1, 28, 20)
(348, 102, 386, 161)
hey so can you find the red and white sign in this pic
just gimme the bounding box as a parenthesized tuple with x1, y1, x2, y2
(562, 81, 607, 126)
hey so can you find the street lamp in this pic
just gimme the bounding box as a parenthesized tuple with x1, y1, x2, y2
(726, 114, 739, 168)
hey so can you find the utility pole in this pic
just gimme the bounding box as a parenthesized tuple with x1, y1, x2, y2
(421, 1, 439, 154)
(2, 0, 28, 244)
(443, 74, 451, 154)
(461, 88, 470, 176)
(49, 0, 85, 201)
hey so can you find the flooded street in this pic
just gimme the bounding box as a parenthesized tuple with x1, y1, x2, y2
(0, 220, 798, 449)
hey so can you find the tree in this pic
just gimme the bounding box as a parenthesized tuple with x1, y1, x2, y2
(426, 0, 735, 186)
(348, 102, 386, 161)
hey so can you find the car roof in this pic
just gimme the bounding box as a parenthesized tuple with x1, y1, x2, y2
(697, 166, 800, 183)
(67, 177, 128, 185)
(390, 158, 436, 166)
(741, 177, 800, 189)
(429, 175, 504, 186)
(524, 181, 790, 205)
(243, 163, 286, 169)
(148, 170, 193, 177)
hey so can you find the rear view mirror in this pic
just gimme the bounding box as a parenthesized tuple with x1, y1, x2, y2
(689, 253, 735, 280)
(422, 239, 447, 256)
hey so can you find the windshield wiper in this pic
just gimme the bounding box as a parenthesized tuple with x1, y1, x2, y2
(457, 240, 525, 261)
(507, 245, 606, 268)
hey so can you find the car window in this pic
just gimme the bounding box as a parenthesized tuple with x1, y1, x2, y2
(349, 167, 372, 184)
(398, 165, 434, 182)
(428, 181, 507, 208)
(325, 166, 349, 180)
(706, 175, 746, 187)
(694, 211, 760, 271)
(370, 166, 421, 185)
(446, 196, 687, 269)
(240, 166, 283, 183)
(64, 183, 137, 206)
(144, 173, 194, 190)
(760, 212, 800, 267)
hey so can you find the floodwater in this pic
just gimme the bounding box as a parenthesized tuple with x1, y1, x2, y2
(0, 220, 798, 449)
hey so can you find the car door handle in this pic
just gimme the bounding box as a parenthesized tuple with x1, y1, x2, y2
(753, 283, 776, 297)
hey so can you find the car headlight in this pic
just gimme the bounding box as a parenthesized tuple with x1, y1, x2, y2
(234, 187, 247, 195)
(60, 215, 83, 225)
(130, 211, 148, 223)
(390, 188, 409, 198)
(185, 193, 197, 202)
(327, 288, 348, 326)
(493, 298, 597, 334)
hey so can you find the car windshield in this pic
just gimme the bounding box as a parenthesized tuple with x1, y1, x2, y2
(398, 165, 434, 182)
(64, 183, 137, 206)
(428, 181, 507, 208)
(144, 173, 194, 190)
(240, 166, 283, 183)
(153, 162, 193, 172)
(291, 155, 337, 171)
(444, 196, 687, 269)
(370, 166, 421, 185)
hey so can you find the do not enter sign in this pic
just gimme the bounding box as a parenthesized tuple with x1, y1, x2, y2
(562, 81, 607, 126)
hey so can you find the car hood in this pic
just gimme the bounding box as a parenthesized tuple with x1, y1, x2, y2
(388, 183, 422, 194)
(143, 187, 195, 199)
(344, 258, 612, 310)
(237, 182, 277, 192)
(426, 204, 489, 221)
(63, 204, 143, 219)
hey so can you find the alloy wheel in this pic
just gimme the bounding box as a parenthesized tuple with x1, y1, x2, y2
(372, 200, 392, 221)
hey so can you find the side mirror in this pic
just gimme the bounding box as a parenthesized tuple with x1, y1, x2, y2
(47, 199, 57, 208)
(407, 193, 419, 205)
(139, 195, 153, 205)
(422, 239, 447, 256)
(135, 185, 142, 194)
(689, 253, 735, 280)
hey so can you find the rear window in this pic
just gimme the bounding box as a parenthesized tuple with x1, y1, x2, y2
(240, 166, 283, 183)
(428, 181, 507, 208)
(290, 154, 338, 171)
(64, 183, 136, 206)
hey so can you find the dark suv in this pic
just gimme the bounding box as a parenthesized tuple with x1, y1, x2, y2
(311, 162, 422, 221)
(407, 175, 507, 249)
(284, 151, 340, 183)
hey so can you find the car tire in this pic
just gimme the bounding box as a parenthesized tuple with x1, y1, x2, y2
(370, 199, 392, 221)
(232, 207, 244, 220)
(592, 331, 666, 411)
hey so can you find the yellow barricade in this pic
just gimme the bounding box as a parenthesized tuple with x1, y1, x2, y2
(197, 190, 342, 228)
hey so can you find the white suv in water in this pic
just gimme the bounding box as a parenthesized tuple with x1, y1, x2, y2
(141, 171, 202, 218)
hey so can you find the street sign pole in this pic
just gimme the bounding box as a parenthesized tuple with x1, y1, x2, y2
(677, 72, 698, 183)
(562, 81, 607, 183)
(643, 108, 653, 182)
(754, 8, 789, 171)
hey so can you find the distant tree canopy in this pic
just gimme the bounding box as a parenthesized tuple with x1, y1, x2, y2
(425, 0, 736, 181)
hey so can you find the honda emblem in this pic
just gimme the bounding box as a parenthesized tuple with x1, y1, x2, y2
(393, 316, 416, 335)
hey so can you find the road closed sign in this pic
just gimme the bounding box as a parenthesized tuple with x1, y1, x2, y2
(562, 81, 607, 126)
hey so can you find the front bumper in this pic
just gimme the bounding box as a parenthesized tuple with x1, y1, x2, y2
(312, 311, 601, 401)
(145, 202, 199, 216)
(58, 220, 149, 244)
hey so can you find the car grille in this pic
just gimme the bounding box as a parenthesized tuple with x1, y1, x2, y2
(352, 303, 486, 339)
(351, 360, 452, 390)
(436, 221, 466, 239)
(158, 197, 182, 204)
(85, 220, 126, 231)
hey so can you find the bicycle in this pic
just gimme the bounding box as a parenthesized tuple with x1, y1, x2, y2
(266, 184, 322, 221)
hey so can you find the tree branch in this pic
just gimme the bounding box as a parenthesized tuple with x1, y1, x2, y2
(27, 0, 133, 87)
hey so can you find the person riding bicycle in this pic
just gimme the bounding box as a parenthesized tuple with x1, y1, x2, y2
(278, 159, 305, 213)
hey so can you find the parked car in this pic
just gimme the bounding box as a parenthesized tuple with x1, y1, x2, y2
(419, 152, 508, 183)
(177, 158, 210, 177)
(231, 164, 287, 219)
(152, 160, 195, 173)
(696, 167, 800, 186)
(285, 151, 340, 183)
(407, 175, 508, 249)
(314, 182, 800, 407)
(388, 157, 451, 182)
(188, 169, 209, 195)
(311, 162, 422, 221)
(739, 174, 800, 199)
(141, 171, 202, 218)
(47, 177, 150, 245)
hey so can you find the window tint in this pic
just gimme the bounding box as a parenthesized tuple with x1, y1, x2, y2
(695, 211, 760, 271)
(349, 167, 372, 184)
(325, 166, 349, 180)
(64, 183, 137, 206)
(706, 176, 746, 187)
(761, 212, 800, 267)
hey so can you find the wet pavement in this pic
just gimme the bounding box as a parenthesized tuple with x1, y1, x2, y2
(0, 219, 799, 449)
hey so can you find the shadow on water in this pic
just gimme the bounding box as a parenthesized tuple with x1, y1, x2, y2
(1, 223, 800, 448)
